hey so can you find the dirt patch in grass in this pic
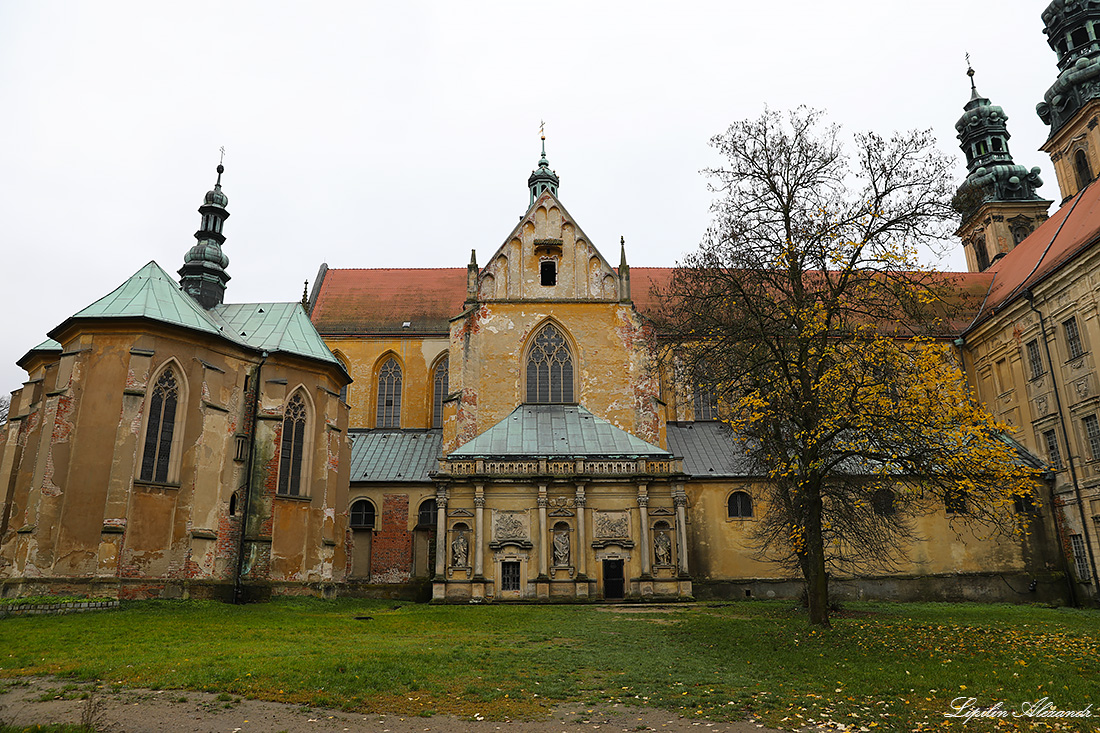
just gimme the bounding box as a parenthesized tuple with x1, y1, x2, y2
(0, 677, 776, 733)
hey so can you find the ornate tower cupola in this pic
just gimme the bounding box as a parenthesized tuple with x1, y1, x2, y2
(527, 131, 559, 206)
(1037, 0, 1100, 200)
(954, 66, 1051, 273)
(179, 163, 231, 309)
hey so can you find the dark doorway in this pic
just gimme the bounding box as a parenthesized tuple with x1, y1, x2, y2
(603, 559, 624, 599)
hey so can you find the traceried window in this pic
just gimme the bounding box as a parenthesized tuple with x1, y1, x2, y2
(350, 499, 376, 530)
(1026, 339, 1044, 379)
(526, 324, 574, 404)
(1064, 316, 1085, 360)
(140, 368, 180, 483)
(376, 357, 402, 428)
(278, 394, 307, 496)
(432, 357, 449, 429)
(727, 491, 753, 518)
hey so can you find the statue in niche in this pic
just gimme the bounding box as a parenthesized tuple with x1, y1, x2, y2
(654, 531, 672, 566)
(451, 530, 469, 567)
(553, 529, 570, 566)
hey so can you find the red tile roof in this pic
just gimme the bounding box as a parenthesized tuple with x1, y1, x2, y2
(311, 268, 468, 335)
(971, 183, 1100, 327)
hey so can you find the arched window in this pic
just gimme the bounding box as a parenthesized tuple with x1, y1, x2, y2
(727, 491, 753, 518)
(871, 488, 896, 516)
(694, 387, 718, 420)
(350, 499, 376, 529)
(526, 323, 574, 404)
(140, 367, 180, 483)
(973, 237, 990, 271)
(334, 352, 350, 403)
(278, 393, 307, 496)
(376, 357, 402, 428)
(417, 498, 438, 529)
(1076, 149, 1093, 190)
(432, 356, 449, 429)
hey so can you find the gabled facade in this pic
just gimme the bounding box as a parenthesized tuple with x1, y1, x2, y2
(311, 141, 1068, 604)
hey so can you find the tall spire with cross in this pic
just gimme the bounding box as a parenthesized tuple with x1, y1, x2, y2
(179, 154, 232, 309)
(527, 122, 560, 206)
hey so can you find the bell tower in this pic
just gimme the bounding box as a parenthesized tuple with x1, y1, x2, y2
(954, 66, 1052, 272)
(179, 162, 232, 309)
(1037, 0, 1100, 201)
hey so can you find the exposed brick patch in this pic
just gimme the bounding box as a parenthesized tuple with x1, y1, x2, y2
(370, 494, 412, 582)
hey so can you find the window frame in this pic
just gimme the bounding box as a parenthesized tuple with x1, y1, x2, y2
(277, 391, 311, 497)
(1064, 316, 1085, 360)
(1084, 414, 1100, 461)
(350, 498, 376, 530)
(431, 354, 449, 430)
(1043, 428, 1064, 469)
(375, 356, 403, 428)
(1071, 534, 1091, 581)
(1026, 339, 1045, 380)
(727, 490, 753, 519)
(524, 322, 575, 405)
(417, 498, 438, 530)
(137, 361, 187, 485)
(500, 560, 521, 591)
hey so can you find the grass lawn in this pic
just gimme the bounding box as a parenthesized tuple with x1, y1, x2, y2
(0, 598, 1097, 731)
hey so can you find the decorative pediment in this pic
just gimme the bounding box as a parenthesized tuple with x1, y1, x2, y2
(448, 507, 474, 518)
(649, 506, 675, 516)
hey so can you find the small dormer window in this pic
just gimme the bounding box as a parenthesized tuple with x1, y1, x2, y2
(540, 260, 557, 286)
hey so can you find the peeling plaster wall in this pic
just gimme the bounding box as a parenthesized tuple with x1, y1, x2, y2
(0, 322, 350, 599)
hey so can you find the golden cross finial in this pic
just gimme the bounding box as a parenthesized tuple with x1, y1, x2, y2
(539, 120, 545, 139)
(219, 146, 226, 164)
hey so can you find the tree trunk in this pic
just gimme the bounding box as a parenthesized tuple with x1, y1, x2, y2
(803, 489, 831, 628)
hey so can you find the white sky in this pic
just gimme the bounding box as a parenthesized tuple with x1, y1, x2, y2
(0, 1, 1060, 393)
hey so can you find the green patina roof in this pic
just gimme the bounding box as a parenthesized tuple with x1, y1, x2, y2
(450, 404, 670, 458)
(70, 261, 223, 337)
(214, 302, 340, 366)
(50, 260, 342, 371)
(349, 430, 443, 483)
(17, 337, 64, 367)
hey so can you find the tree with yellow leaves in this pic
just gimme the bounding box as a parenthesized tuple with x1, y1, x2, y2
(655, 108, 1042, 627)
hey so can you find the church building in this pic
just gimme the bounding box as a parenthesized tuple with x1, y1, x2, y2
(1, 1, 1098, 606)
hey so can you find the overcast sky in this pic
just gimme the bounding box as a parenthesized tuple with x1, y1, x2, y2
(0, 1, 1062, 393)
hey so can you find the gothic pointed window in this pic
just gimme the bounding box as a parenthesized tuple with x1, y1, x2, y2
(432, 357, 449, 429)
(140, 368, 180, 483)
(278, 393, 307, 496)
(526, 323, 574, 404)
(376, 358, 402, 428)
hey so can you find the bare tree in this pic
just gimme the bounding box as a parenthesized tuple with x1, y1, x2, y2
(0, 394, 9, 425)
(655, 109, 1040, 627)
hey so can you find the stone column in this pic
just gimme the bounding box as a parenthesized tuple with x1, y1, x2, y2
(537, 484, 549, 578)
(434, 487, 448, 578)
(673, 484, 689, 576)
(473, 485, 485, 578)
(637, 484, 651, 577)
(574, 483, 587, 578)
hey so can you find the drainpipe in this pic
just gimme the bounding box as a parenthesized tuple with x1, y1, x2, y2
(233, 352, 267, 604)
(1025, 292, 1099, 601)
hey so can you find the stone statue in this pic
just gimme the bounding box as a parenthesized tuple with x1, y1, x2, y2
(451, 531, 469, 567)
(654, 531, 672, 566)
(553, 530, 570, 566)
